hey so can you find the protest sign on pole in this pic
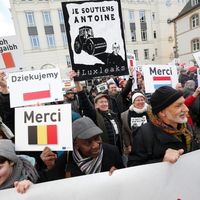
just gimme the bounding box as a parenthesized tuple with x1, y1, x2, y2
(8, 68, 64, 108)
(62, 0, 129, 80)
(15, 104, 73, 151)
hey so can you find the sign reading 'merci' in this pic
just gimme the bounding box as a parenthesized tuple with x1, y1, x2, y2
(15, 104, 73, 151)
(142, 65, 178, 93)
(8, 68, 64, 108)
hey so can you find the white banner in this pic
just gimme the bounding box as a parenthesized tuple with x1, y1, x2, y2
(142, 65, 178, 93)
(1, 150, 200, 200)
(15, 104, 73, 151)
(8, 68, 64, 108)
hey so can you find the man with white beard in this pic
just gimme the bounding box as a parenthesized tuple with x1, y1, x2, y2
(128, 86, 197, 167)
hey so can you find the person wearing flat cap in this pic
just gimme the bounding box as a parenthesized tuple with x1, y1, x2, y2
(39, 117, 124, 181)
(128, 86, 197, 167)
(69, 70, 123, 154)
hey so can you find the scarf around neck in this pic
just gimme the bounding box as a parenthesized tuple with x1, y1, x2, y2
(0, 157, 39, 190)
(72, 145, 103, 175)
(148, 109, 192, 152)
(129, 103, 148, 113)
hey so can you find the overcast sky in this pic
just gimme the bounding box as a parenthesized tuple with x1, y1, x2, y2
(0, 0, 15, 37)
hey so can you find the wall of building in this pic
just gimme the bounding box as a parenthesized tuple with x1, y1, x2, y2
(10, 0, 187, 78)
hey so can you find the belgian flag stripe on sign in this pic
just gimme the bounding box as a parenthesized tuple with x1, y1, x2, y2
(28, 125, 57, 145)
(28, 126, 37, 144)
(37, 125, 47, 144)
(47, 125, 57, 144)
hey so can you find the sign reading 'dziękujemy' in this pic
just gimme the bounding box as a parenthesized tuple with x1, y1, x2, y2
(8, 68, 64, 108)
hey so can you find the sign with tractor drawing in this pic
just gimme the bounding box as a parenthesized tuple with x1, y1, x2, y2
(62, 0, 129, 80)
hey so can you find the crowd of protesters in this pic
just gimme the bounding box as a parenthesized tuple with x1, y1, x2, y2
(0, 64, 200, 193)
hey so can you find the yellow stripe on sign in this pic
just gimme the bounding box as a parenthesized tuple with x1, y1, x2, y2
(37, 125, 47, 144)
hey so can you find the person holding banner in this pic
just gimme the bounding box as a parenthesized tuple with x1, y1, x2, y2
(0, 140, 38, 193)
(39, 117, 124, 181)
(128, 86, 197, 167)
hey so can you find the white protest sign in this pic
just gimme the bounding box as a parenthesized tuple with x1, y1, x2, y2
(62, 79, 75, 90)
(96, 82, 108, 93)
(8, 68, 64, 108)
(193, 51, 200, 67)
(0, 35, 23, 71)
(127, 53, 137, 89)
(1, 150, 200, 200)
(107, 78, 116, 85)
(15, 104, 72, 151)
(142, 65, 178, 93)
(197, 68, 200, 87)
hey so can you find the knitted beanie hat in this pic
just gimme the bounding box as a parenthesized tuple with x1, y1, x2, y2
(0, 139, 18, 163)
(132, 92, 145, 103)
(150, 86, 183, 114)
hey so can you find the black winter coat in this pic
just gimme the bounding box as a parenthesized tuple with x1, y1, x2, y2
(39, 143, 124, 182)
(128, 122, 196, 167)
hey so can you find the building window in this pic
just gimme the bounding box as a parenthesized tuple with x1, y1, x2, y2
(129, 11, 135, 22)
(58, 10, 64, 24)
(141, 29, 147, 41)
(25, 11, 35, 27)
(153, 31, 157, 39)
(30, 35, 40, 49)
(131, 31, 136, 42)
(191, 0, 200, 6)
(191, 14, 199, 29)
(42, 11, 52, 26)
(139, 10, 146, 22)
(62, 32, 68, 47)
(46, 34, 56, 48)
(191, 38, 200, 52)
(144, 49, 149, 59)
(134, 50, 139, 60)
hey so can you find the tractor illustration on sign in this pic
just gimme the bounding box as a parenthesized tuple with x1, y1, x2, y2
(74, 26, 107, 56)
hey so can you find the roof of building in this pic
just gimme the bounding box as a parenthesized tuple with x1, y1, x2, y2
(174, 0, 200, 21)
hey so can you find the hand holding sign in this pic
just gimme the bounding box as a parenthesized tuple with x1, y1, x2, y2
(0, 70, 9, 94)
(40, 146, 57, 170)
